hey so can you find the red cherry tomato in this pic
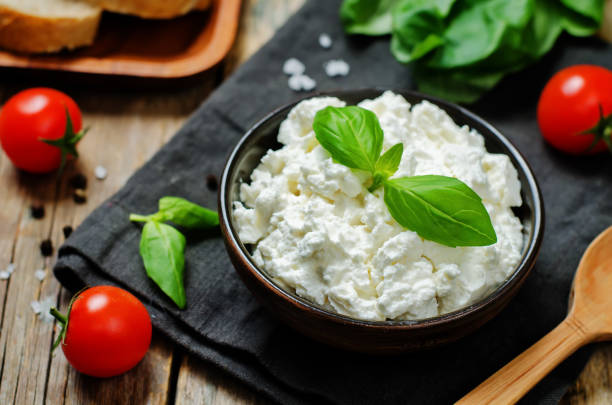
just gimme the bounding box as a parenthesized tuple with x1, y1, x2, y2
(0, 88, 83, 173)
(52, 286, 152, 378)
(537, 65, 612, 155)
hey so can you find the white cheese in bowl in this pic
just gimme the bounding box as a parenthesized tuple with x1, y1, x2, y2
(233, 91, 523, 321)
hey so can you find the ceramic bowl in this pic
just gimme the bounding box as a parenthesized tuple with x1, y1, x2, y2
(219, 89, 544, 354)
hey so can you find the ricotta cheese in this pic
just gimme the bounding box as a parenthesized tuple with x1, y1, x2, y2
(233, 91, 523, 321)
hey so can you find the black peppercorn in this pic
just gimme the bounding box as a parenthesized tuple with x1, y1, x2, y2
(40, 239, 53, 257)
(30, 205, 45, 219)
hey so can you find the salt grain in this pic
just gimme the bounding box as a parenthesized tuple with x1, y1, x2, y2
(288, 74, 317, 92)
(282, 58, 305, 76)
(0, 263, 15, 280)
(318, 33, 332, 49)
(35, 269, 46, 281)
(30, 296, 56, 323)
(30, 300, 42, 314)
(324, 59, 350, 77)
(94, 165, 108, 180)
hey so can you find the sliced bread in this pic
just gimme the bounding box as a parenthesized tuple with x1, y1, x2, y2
(87, 0, 213, 19)
(0, 0, 102, 53)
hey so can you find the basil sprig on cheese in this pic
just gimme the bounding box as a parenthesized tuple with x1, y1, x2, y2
(313, 106, 497, 247)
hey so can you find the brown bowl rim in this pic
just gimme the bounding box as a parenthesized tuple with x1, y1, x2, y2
(219, 88, 544, 330)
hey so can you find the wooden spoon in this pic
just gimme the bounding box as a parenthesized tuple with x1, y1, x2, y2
(457, 226, 612, 405)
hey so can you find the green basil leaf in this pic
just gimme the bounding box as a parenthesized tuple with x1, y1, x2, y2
(375, 143, 403, 178)
(313, 106, 383, 173)
(158, 197, 219, 228)
(561, 0, 604, 23)
(369, 143, 404, 192)
(140, 221, 186, 308)
(340, 0, 398, 36)
(383, 175, 497, 247)
(347, 0, 605, 103)
(390, 0, 456, 63)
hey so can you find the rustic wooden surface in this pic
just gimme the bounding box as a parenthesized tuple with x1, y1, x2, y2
(0, 0, 609, 404)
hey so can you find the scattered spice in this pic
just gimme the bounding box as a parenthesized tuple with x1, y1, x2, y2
(40, 239, 53, 257)
(94, 165, 108, 180)
(206, 174, 218, 191)
(30, 205, 45, 219)
(34, 269, 46, 281)
(73, 189, 87, 204)
(62, 225, 73, 238)
(30, 296, 55, 323)
(282, 58, 305, 76)
(69, 173, 87, 189)
(0, 263, 15, 280)
(288, 74, 317, 92)
(324, 59, 350, 77)
(318, 33, 332, 49)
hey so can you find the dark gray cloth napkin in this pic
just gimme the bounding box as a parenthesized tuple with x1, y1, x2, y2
(54, 1, 612, 403)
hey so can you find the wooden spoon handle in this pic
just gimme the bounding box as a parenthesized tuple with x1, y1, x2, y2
(456, 316, 592, 405)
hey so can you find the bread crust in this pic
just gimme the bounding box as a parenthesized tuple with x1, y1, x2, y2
(91, 0, 213, 19)
(0, 6, 101, 53)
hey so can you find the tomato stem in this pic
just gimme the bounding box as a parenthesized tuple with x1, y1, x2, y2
(40, 107, 88, 176)
(49, 307, 67, 325)
(579, 104, 612, 154)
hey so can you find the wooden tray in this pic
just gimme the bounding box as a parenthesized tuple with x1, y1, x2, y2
(0, 0, 241, 79)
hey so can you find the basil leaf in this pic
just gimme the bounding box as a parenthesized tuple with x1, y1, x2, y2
(340, 0, 398, 36)
(369, 143, 403, 192)
(158, 197, 219, 228)
(375, 143, 403, 178)
(343, 0, 605, 103)
(140, 221, 186, 308)
(313, 106, 383, 173)
(390, 0, 456, 63)
(383, 175, 497, 247)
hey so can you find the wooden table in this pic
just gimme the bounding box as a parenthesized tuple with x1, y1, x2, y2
(0, 1, 609, 403)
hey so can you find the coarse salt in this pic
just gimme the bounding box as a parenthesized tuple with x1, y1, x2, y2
(318, 33, 332, 49)
(282, 58, 305, 76)
(35, 269, 46, 281)
(288, 74, 317, 92)
(324, 59, 350, 77)
(30, 296, 56, 323)
(0, 263, 15, 280)
(94, 165, 108, 180)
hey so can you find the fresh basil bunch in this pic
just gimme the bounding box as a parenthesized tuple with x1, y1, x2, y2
(313, 106, 497, 247)
(340, 0, 605, 103)
(130, 197, 219, 308)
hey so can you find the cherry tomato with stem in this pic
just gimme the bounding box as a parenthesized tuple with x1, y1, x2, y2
(0, 88, 87, 173)
(537, 65, 612, 155)
(50, 286, 152, 378)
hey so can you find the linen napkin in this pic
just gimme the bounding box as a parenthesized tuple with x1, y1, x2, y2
(55, 1, 612, 403)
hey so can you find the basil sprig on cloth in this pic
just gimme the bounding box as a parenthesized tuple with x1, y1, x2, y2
(340, 0, 605, 103)
(130, 197, 219, 308)
(313, 106, 497, 247)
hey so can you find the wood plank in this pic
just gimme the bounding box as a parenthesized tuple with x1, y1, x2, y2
(175, 355, 271, 405)
(561, 344, 612, 404)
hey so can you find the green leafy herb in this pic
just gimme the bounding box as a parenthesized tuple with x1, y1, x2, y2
(384, 176, 496, 247)
(312, 105, 497, 247)
(370, 143, 403, 192)
(140, 221, 186, 309)
(130, 196, 219, 308)
(130, 196, 219, 228)
(341, 0, 605, 103)
(340, 0, 398, 35)
(313, 106, 383, 173)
